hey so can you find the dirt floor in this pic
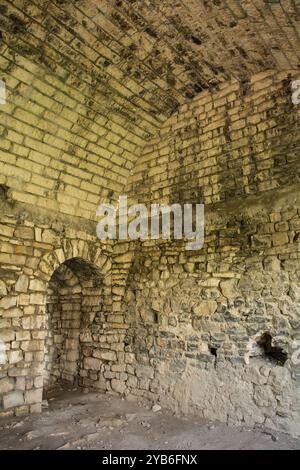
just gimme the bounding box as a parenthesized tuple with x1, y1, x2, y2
(0, 389, 299, 450)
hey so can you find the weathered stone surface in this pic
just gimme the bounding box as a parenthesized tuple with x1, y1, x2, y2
(84, 357, 102, 371)
(24, 388, 43, 405)
(15, 275, 29, 293)
(29, 293, 44, 305)
(111, 379, 126, 394)
(29, 280, 46, 292)
(0, 330, 15, 342)
(0, 296, 17, 309)
(8, 350, 23, 364)
(112, 286, 125, 297)
(93, 351, 117, 362)
(3, 391, 24, 409)
(219, 279, 239, 299)
(289, 284, 300, 302)
(114, 253, 134, 264)
(14, 227, 34, 240)
(193, 300, 218, 316)
(263, 256, 281, 272)
(272, 233, 289, 246)
(0, 280, 8, 297)
(0, 378, 14, 394)
(42, 230, 60, 244)
(184, 263, 195, 273)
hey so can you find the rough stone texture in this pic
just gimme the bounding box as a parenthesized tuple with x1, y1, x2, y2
(131, 70, 300, 205)
(1, 1, 300, 438)
(0, 216, 121, 417)
(123, 70, 300, 437)
(3, 390, 24, 409)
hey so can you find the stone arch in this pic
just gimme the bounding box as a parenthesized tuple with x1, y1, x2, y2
(36, 239, 111, 286)
(27, 239, 112, 396)
(43, 256, 106, 390)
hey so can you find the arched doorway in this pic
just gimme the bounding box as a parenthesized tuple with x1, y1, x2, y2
(43, 258, 103, 391)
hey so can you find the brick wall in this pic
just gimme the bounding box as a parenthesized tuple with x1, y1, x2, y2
(130, 70, 300, 206)
(0, 0, 165, 220)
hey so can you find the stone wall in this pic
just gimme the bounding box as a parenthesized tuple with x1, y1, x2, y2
(122, 70, 300, 436)
(122, 188, 300, 435)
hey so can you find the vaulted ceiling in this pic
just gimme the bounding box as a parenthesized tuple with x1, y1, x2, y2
(0, 0, 300, 209)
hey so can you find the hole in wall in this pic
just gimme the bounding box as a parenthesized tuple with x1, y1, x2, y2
(209, 346, 218, 357)
(257, 333, 288, 366)
(191, 35, 202, 45)
(0, 184, 9, 199)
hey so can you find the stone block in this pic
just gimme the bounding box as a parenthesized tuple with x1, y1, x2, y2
(8, 350, 23, 364)
(0, 280, 8, 296)
(15, 275, 29, 293)
(193, 300, 218, 316)
(29, 279, 46, 292)
(24, 388, 43, 405)
(0, 329, 15, 342)
(111, 379, 126, 394)
(220, 279, 238, 299)
(29, 293, 44, 305)
(21, 340, 43, 352)
(14, 227, 34, 240)
(272, 232, 289, 246)
(0, 377, 14, 394)
(0, 296, 17, 309)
